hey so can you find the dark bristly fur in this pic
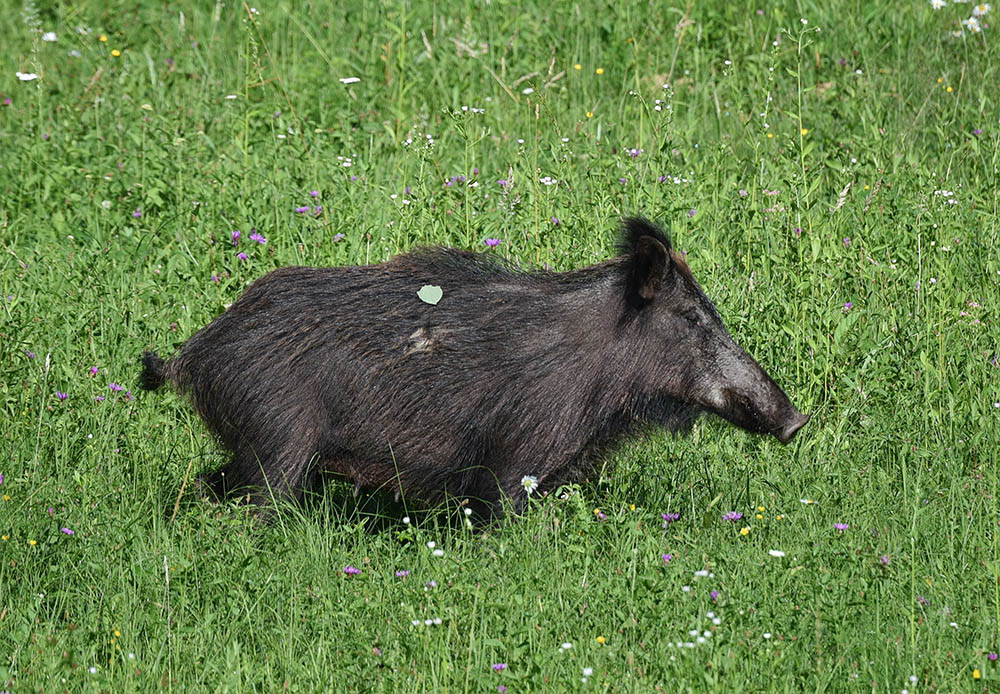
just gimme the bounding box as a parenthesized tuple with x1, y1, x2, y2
(141, 217, 808, 518)
(140, 351, 167, 391)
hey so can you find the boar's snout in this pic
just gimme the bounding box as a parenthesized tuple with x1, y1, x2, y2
(715, 381, 809, 445)
(776, 410, 810, 444)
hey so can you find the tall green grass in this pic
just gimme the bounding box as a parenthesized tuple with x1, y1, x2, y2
(2, 0, 997, 690)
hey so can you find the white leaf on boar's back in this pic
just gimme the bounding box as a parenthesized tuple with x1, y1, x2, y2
(417, 285, 443, 305)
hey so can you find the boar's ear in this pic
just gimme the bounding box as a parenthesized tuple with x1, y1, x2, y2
(620, 217, 673, 306)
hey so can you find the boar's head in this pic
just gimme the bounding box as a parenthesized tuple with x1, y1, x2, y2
(619, 218, 809, 444)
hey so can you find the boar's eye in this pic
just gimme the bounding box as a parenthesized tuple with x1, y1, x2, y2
(682, 309, 701, 326)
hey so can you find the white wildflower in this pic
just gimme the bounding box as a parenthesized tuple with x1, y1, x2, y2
(520, 475, 539, 495)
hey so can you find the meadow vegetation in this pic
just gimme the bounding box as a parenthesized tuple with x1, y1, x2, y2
(1, 0, 998, 691)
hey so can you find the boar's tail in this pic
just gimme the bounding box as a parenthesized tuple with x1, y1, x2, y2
(140, 351, 168, 391)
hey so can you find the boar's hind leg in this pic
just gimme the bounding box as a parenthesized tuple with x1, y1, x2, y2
(197, 439, 318, 507)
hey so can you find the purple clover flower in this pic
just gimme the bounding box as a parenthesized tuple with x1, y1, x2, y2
(310, 190, 320, 197)
(231, 230, 240, 246)
(843, 302, 854, 311)
(722, 511, 742, 522)
(688, 209, 696, 218)
(343, 565, 361, 575)
(332, 233, 345, 242)
(25, 351, 35, 359)
(710, 590, 719, 601)
(497, 179, 510, 187)
(249, 232, 267, 244)
(551, 217, 560, 225)
(843, 237, 851, 247)
(132, 209, 142, 218)
(662, 553, 673, 563)
(313, 206, 323, 215)
(661, 512, 680, 525)
(55, 391, 68, 401)
(237, 252, 248, 261)
(61, 528, 74, 535)
(834, 522, 849, 531)
(880, 555, 890, 565)
(109, 383, 124, 392)
(295, 206, 311, 213)
(0, 473, 3, 485)
(973, 128, 983, 136)
(619, 177, 627, 185)
(492, 663, 507, 672)
(484, 238, 501, 247)
(211, 274, 220, 283)
(988, 653, 998, 661)
(395, 570, 410, 578)
(89, 366, 98, 376)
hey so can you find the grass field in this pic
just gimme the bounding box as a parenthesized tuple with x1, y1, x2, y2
(2, 0, 998, 691)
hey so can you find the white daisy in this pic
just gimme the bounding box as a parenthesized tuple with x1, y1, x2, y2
(520, 475, 539, 495)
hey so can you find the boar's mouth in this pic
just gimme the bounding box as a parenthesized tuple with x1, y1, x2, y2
(775, 411, 810, 443)
(714, 390, 809, 444)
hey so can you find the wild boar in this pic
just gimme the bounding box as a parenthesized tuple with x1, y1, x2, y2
(141, 217, 808, 517)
